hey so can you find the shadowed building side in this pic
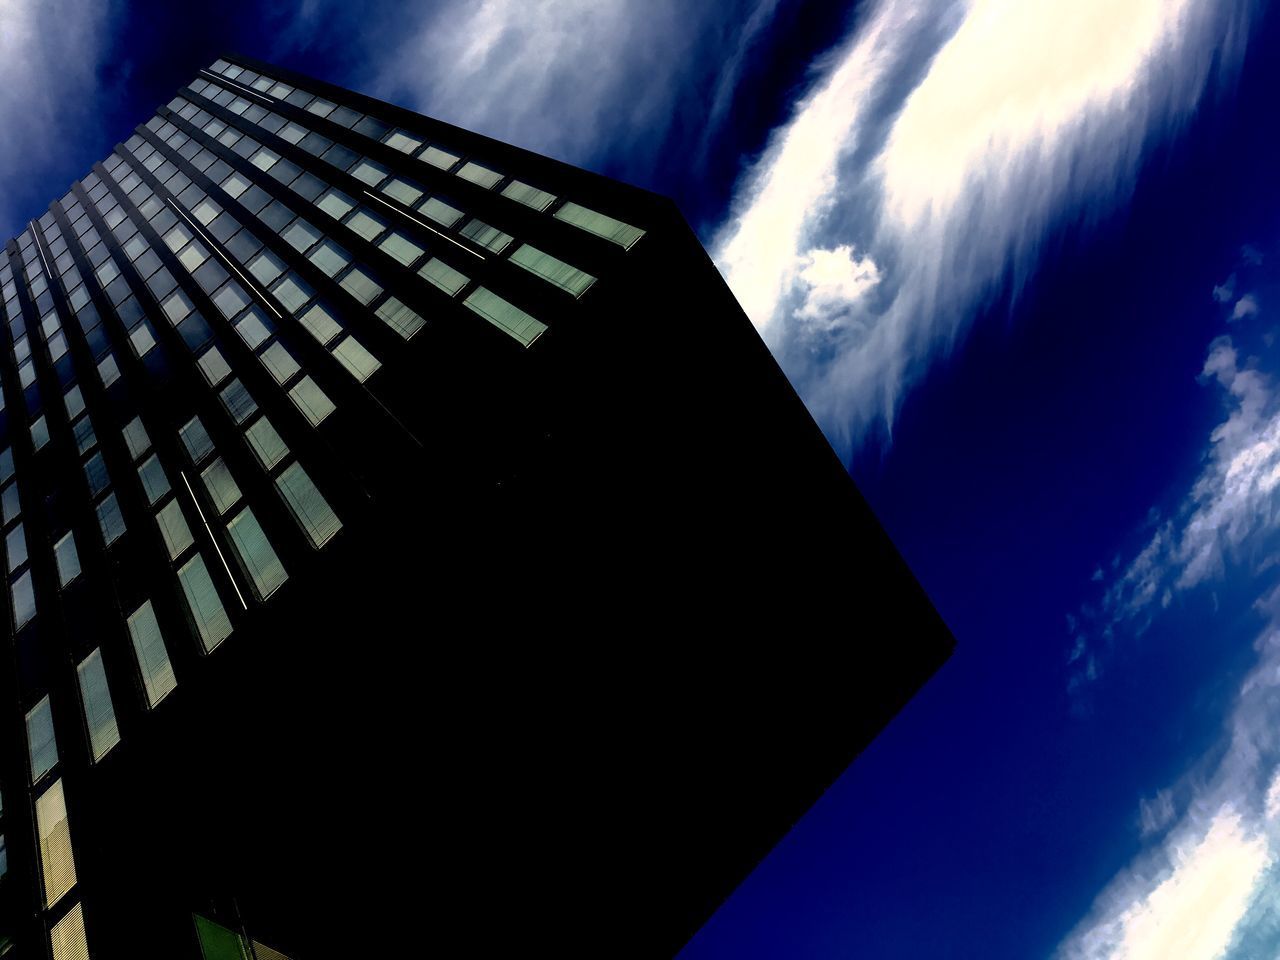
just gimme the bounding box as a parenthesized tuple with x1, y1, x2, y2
(0, 53, 952, 960)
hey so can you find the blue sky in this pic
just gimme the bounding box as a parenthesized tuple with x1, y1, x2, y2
(5, 0, 1280, 956)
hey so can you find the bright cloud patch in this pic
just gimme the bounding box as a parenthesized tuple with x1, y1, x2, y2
(1232, 294, 1260, 321)
(359, 0, 779, 177)
(794, 245, 881, 330)
(1061, 809, 1270, 960)
(714, 0, 1257, 456)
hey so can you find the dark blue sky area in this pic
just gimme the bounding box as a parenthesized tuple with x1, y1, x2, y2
(685, 5, 1280, 958)
(6, 2, 1280, 957)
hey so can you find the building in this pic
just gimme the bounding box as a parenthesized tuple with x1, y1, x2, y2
(0, 55, 954, 959)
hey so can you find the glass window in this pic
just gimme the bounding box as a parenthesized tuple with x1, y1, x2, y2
(227, 507, 287, 600)
(260, 342, 301, 385)
(178, 240, 211, 273)
(375, 296, 426, 340)
(180, 416, 215, 464)
(298, 305, 342, 346)
(421, 146, 460, 170)
(178, 554, 232, 651)
(165, 224, 195, 255)
(271, 274, 313, 314)
(122, 416, 151, 460)
(350, 159, 388, 187)
(282, 219, 321, 253)
(137, 455, 171, 505)
(247, 249, 286, 287)
(457, 162, 504, 190)
(96, 492, 126, 545)
(198, 346, 232, 386)
(128, 601, 177, 707)
(321, 142, 360, 171)
(338, 267, 381, 305)
(316, 188, 355, 221)
(381, 177, 424, 207)
(6, 523, 27, 572)
(192, 197, 221, 225)
(156, 500, 194, 559)
(49, 900, 88, 960)
(35, 779, 76, 909)
(73, 418, 95, 455)
(27, 696, 57, 782)
(222, 171, 251, 198)
(306, 97, 337, 118)
(352, 114, 389, 139)
(458, 218, 513, 254)
(464, 286, 547, 347)
(377, 232, 424, 267)
(289, 376, 335, 427)
(54, 533, 80, 587)
(77, 649, 120, 761)
(245, 417, 289, 470)
(278, 120, 308, 144)
(331, 336, 381, 382)
(509, 243, 597, 297)
(344, 208, 386, 242)
(220, 379, 258, 425)
(211, 281, 251, 320)
(65, 385, 85, 419)
(553, 201, 645, 249)
(383, 129, 423, 154)
(200, 457, 243, 515)
(31, 415, 50, 451)
(419, 198, 463, 228)
(234, 307, 274, 349)
(98, 353, 121, 388)
(308, 239, 350, 277)
(276, 462, 342, 548)
(250, 146, 280, 172)
(419, 258, 469, 296)
(1, 483, 19, 524)
(161, 289, 195, 325)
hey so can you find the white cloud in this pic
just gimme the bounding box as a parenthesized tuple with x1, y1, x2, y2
(793, 245, 882, 331)
(1216, 274, 1238, 303)
(1060, 808, 1271, 960)
(1069, 331, 1280, 697)
(1232, 294, 1260, 321)
(713, 0, 1258, 456)
(353, 0, 759, 174)
(0, 0, 117, 234)
(1054, 296, 1280, 956)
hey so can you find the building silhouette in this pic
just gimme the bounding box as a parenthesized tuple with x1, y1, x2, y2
(0, 55, 953, 959)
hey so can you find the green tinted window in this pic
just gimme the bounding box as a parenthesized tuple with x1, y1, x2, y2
(463, 287, 547, 347)
(509, 244, 596, 298)
(553, 201, 645, 250)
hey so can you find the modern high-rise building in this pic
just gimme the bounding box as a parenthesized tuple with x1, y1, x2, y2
(0, 55, 953, 959)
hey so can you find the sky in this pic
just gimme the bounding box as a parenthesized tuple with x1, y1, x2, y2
(5, 0, 1280, 956)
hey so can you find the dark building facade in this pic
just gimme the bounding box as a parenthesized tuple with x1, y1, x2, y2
(0, 55, 953, 960)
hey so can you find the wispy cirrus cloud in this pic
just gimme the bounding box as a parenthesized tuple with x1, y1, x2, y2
(0, 0, 118, 237)
(1055, 265, 1280, 957)
(713, 0, 1258, 457)
(1055, 582, 1280, 959)
(349, 0, 781, 180)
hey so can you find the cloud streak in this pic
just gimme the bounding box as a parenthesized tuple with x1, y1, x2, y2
(713, 0, 1258, 457)
(1056, 290, 1280, 957)
(352, 0, 777, 182)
